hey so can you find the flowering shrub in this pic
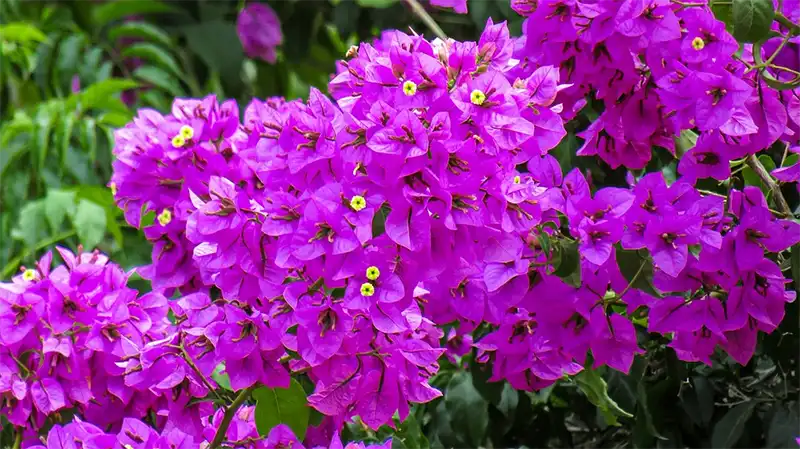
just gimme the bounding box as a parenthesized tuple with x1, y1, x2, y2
(2, 0, 800, 446)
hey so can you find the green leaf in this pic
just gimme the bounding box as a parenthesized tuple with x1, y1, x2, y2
(0, 22, 48, 43)
(253, 379, 310, 440)
(392, 413, 429, 449)
(355, 0, 398, 7)
(182, 20, 244, 89)
(758, 154, 776, 172)
(496, 383, 520, 419)
(108, 21, 172, 48)
(711, 401, 756, 448)
(636, 380, 668, 441)
(575, 368, 633, 426)
(73, 199, 107, 250)
(44, 190, 76, 230)
(122, 42, 182, 77)
(674, 129, 698, 158)
(34, 104, 56, 173)
(791, 244, 800, 297)
(766, 403, 799, 448)
(73, 186, 123, 247)
(554, 239, 581, 287)
(732, 0, 775, 43)
(97, 111, 134, 128)
(615, 247, 663, 298)
(444, 372, 489, 447)
(58, 111, 76, 167)
(680, 376, 715, 427)
(93, 0, 176, 26)
(11, 200, 49, 247)
(372, 204, 389, 237)
(80, 118, 98, 163)
(133, 66, 183, 97)
(211, 364, 232, 391)
(67, 78, 139, 112)
(470, 358, 504, 405)
(553, 133, 578, 174)
(711, 0, 735, 33)
(538, 228, 551, 260)
(606, 356, 645, 414)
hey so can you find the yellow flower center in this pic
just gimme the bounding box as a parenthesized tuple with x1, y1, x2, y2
(513, 175, 521, 184)
(350, 195, 366, 211)
(110, 182, 117, 196)
(179, 125, 194, 139)
(470, 89, 486, 106)
(360, 282, 375, 297)
(171, 135, 185, 148)
(691, 37, 705, 51)
(403, 80, 418, 96)
(22, 269, 37, 282)
(157, 209, 173, 226)
(366, 266, 381, 281)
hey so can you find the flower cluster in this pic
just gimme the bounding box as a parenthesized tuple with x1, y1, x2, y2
(510, 0, 799, 170)
(0, 248, 170, 435)
(0, 1, 764, 446)
(107, 8, 800, 439)
(27, 409, 390, 449)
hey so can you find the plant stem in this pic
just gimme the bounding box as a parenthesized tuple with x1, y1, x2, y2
(616, 259, 646, 300)
(403, 0, 447, 41)
(764, 33, 793, 67)
(697, 188, 727, 198)
(209, 387, 254, 449)
(12, 428, 22, 449)
(178, 342, 225, 402)
(745, 155, 792, 216)
(776, 13, 800, 34)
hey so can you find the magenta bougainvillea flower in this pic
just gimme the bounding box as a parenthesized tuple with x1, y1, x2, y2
(237, 2, 283, 63)
(429, 0, 467, 14)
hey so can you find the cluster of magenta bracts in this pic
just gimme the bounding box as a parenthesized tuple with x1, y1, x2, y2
(108, 7, 800, 429)
(509, 0, 800, 170)
(0, 249, 171, 441)
(3, 0, 800, 445)
(29, 411, 389, 449)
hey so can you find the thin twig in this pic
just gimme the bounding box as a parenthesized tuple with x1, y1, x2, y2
(209, 387, 254, 449)
(776, 12, 800, 33)
(780, 142, 791, 167)
(745, 154, 792, 216)
(12, 428, 22, 449)
(615, 259, 647, 300)
(403, 0, 447, 41)
(178, 343, 225, 402)
(697, 189, 727, 198)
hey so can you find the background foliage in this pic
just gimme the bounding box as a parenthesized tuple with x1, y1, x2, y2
(0, 0, 797, 447)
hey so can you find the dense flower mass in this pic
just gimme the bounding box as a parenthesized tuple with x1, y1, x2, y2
(108, 3, 800, 434)
(28, 413, 391, 449)
(510, 0, 799, 169)
(0, 248, 170, 437)
(7, 0, 799, 445)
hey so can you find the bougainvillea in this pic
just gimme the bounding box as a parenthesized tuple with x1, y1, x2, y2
(29, 414, 390, 449)
(236, 2, 283, 64)
(4, 0, 799, 446)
